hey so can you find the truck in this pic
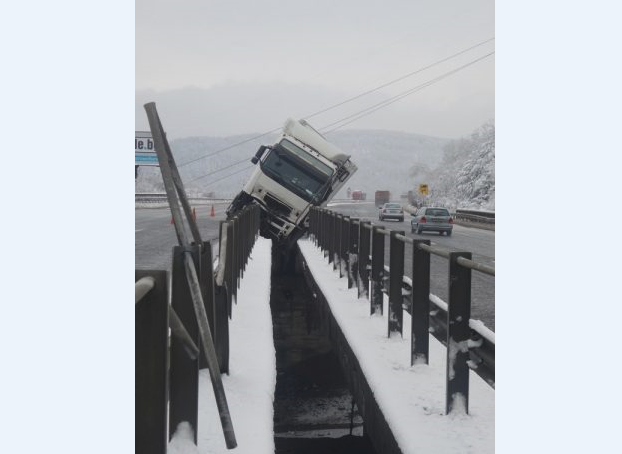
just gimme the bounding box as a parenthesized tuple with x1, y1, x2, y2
(226, 118, 357, 248)
(351, 190, 366, 200)
(374, 190, 390, 207)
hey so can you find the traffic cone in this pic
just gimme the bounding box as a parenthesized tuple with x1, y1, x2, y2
(210, 205, 215, 217)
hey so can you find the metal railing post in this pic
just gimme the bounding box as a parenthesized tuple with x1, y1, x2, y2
(233, 216, 241, 290)
(371, 226, 385, 315)
(328, 211, 335, 265)
(215, 221, 231, 374)
(358, 221, 371, 299)
(388, 231, 405, 337)
(411, 240, 431, 365)
(348, 218, 359, 289)
(340, 215, 349, 278)
(169, 245, 200, 443)
(226, 221, 235, 317)
(322, 208, 331, 254)
(334, 213, 342, 272)
(446, 251, 472, 415)
(199, 241, 215, 370)
(135, 270, 168, 454)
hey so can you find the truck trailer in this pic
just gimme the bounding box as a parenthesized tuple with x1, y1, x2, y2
(226, 118, 357, 247)
(374, 190, 390, 207)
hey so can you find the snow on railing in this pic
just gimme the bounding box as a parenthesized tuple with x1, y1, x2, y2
(308, 207, 495, 415)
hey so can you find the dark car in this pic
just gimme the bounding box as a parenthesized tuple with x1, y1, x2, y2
(379, 202, 404, 221)
(411, 207, 453, 235)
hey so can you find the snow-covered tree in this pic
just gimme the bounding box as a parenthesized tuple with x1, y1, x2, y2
(426, 121, 495, 211)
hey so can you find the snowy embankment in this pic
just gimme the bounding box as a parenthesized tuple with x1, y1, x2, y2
(298, 238, 494, 454)
(169, 237, 276, 454)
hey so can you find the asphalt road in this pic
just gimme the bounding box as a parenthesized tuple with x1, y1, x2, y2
(135, 200, 495, 331)
(327, 201, 495, 331)
(135, 202, 230, 271)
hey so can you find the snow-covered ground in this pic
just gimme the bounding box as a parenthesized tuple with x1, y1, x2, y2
(174, 235, 493, 454)
(169, 237, 276, 454)
(298, 239, 494, 454)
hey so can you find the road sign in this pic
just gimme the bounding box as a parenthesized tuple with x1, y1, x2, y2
(418, 184, 429, 195)
(135, 131, 159, 166)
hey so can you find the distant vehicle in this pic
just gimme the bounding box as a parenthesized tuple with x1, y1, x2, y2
(351, 190, 366, 200)
(227, 118, 357, 247)
(379, 202, 404, 222)
(410, 207, 453, 235)
(375, 190, 390, 207)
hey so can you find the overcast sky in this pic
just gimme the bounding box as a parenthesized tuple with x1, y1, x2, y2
(136, 0, 494, 139)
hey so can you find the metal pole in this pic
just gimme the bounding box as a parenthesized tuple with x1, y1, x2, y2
(446, 252, 472, 415)
(348, 218, 359, 289)
(388, 231, 404, 337)
(371, 226, 384, 315)
(183, 251, 237, 446)
(339, 215, 349, 278)
(144, 102, 202, 246)
(411, 240, 431, 365)
(145, 102, 237, 448)
(358, 221, 371, 300)
(135, 270, 168, 454)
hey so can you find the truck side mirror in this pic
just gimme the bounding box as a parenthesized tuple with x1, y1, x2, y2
(251, 145, 269, 164)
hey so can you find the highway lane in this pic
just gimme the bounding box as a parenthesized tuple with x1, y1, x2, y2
(328, 201, 495, 331)
(135, 202, 230, 271)
(135, 199, 495, 331)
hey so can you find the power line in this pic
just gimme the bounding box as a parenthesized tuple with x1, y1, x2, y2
(200, 165, 255, 188)
(188, 49, 494, 186)
(188, 156, 251, 183)
(179, 127, 280, 168)
(178, 37, 494, 169)
(321, 51, 495, 133)
(302, 37, 494, 122)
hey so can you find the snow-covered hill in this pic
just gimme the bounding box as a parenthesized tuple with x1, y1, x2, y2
(135, 123, 494, 211)
(411, 122, 495, 211)
(135, 129, 450, 198)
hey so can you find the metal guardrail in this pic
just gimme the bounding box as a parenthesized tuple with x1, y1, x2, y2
(308, 207, 495, 415)
(135, 203, 260, 453)
(402, 205, 495, 226)
(135, 193, 228, 204)
(454, 209, 495, 225)
(135, 102, 261, 453)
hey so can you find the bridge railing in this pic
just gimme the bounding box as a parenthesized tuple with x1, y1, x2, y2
(454, 208, 495, 225)
(135, 101, 261, 453)
(308, 207, 495, 415)
(135, 203, 260, 453)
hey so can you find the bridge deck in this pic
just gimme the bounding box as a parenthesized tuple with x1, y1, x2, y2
(177, 236, 493, 454)
(169, 237, 276, 454)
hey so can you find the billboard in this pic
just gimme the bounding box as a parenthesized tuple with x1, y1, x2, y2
(135, 131, 158, 166)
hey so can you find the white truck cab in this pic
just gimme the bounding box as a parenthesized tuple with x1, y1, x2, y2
(227, 118, 357, 244)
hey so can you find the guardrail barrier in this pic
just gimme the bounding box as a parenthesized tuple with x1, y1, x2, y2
(308, 206, 495, 415)
(135, 102, 260, 453)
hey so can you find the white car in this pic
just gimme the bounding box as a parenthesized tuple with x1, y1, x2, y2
(379, 203, 404, 221)
(411, 206, 453, 235)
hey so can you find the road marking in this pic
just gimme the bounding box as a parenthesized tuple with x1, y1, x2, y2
(135, 229, 144, 233)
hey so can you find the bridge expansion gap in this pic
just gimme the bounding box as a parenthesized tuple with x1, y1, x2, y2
(269, 245, 377, 454)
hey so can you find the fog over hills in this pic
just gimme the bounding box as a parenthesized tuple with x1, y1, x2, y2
(135, 122, 495, 211)
(135, 129, 449, 197)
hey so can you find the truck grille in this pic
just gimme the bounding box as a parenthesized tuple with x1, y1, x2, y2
(263, 193, 292, 218)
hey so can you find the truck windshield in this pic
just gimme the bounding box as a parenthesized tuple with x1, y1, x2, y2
(261, 139, 334, 202)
